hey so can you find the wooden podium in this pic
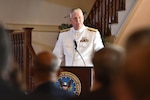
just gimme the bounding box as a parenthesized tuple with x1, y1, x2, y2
(59, 66, 93, 95)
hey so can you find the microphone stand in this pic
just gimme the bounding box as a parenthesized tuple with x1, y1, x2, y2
(71, 49, 76, 66)
(73, 40, 86, 66)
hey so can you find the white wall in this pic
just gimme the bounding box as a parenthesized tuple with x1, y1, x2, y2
(111, 0, 137, 36)
(0, 0, 77, 53)
(0, 0, 80, 25)
(79, 0, 96, 18)
(0, 0, 95, 54)
(115, 0, 150, 47)
(32, 31, 59, 54)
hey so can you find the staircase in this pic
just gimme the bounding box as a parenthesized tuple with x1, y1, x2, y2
(84, 0, 126, 39)
(111, 0, 137, 36)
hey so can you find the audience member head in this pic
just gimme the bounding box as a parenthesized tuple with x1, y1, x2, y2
(70, 8, 84, 30)
(0, 25, 11, 76)
(125, 27, 150, 53)
(0, 24, 26, 100)
(92, 44, 124, 90)
(118, 46, 150, 100)
(2, 61, 26, 91)
(32, 51, 60, 86)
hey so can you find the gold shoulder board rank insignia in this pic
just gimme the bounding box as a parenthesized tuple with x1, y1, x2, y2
(87, 27, 97, 32)
(60, 28, 70, 33)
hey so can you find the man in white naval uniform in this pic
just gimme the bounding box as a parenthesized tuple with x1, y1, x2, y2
(53, 8, 104, 66)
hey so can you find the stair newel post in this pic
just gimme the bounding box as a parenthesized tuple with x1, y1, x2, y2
(23, 27, 34, 93)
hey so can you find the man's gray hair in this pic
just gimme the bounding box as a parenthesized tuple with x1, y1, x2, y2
(69, 8, 83, 18)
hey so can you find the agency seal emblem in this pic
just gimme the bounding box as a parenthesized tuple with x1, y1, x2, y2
(56, 71, 81, 96)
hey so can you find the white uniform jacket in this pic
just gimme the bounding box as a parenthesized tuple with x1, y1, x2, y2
(53, 25, 104, 66)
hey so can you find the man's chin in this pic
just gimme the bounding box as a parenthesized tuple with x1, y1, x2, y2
(75, 25, 82, 30)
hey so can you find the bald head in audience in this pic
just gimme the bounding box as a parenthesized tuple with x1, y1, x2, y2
(30, 51, 74, 100)
(32, 51, 59, 86)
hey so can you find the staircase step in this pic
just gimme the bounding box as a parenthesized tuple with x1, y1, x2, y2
(85, 0, 126, 37)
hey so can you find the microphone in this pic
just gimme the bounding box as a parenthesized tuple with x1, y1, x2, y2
(73, 40, 77, 50)
(73, 40, 86, 66)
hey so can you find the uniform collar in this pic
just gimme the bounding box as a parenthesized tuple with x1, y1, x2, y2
(72, 25, 86, 33)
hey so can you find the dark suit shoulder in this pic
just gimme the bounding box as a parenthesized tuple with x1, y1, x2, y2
(29, 82, 74, 100)
(69, 88, 112, 100)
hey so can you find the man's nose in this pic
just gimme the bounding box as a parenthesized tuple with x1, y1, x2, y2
(76, 18, 80, 23)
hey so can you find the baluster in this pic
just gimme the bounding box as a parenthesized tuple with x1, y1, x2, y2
(20, 33, 24, 72)
(10, 34, 14, 58)
(119, 0, 125, 10)
(18, 33, 21, 71)
(85, 0, 126, 37)
(16, 33, 19, 64)
(14, 34, 17, 61)
(23, 28, 34, 92)
(97, 1, 100, 30)
(107, 0, 112, 36)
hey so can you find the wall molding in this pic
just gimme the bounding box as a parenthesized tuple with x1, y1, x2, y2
(6, 23, 59, 32)
(32, 41, 53, 51)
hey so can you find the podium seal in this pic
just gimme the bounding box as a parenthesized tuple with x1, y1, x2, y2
(56, 71, 81, 95)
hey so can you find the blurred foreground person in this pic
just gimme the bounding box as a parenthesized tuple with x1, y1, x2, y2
(125, 27, 150, 53)
(0, 25, 26, 100)
(2, 61, 26, 92)
(115, 46, 150, 100)
(114, 28, 150, 100)
(30, 51, 74, 100)
(71, 45, 124, 100)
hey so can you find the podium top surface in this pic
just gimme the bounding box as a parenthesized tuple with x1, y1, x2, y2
(61, 66, 94, 68)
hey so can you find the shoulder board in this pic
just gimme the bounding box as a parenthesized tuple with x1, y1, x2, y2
(87, 27, 97, 32)
(60, 28, 70, 33)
